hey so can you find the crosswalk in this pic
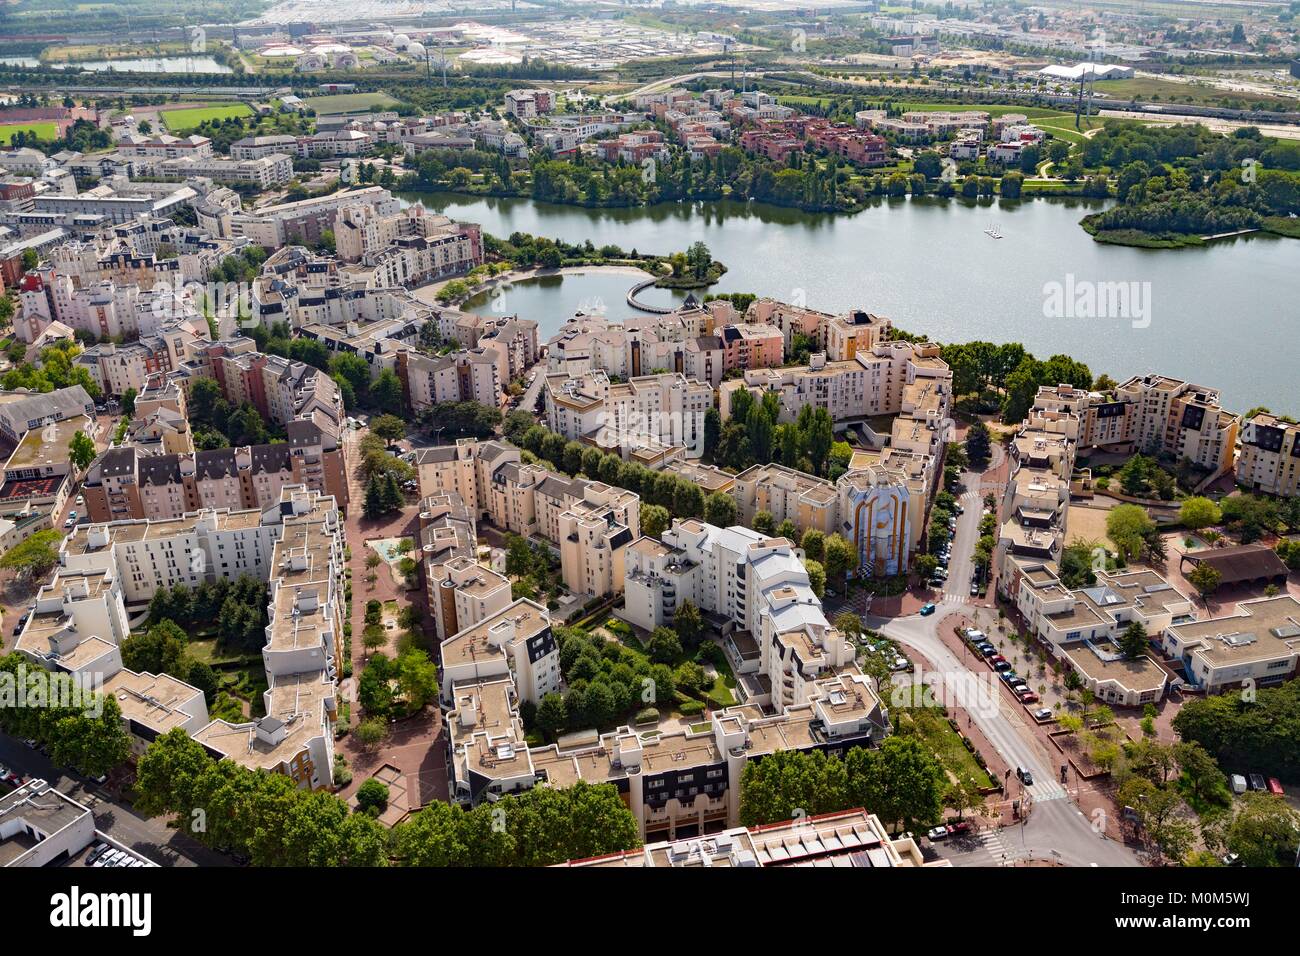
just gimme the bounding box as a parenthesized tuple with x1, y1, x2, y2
(1028, 781, 1069, 802)
(979, 828, 1025, 864)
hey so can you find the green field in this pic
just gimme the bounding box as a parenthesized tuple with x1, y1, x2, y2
(160, 104, 253, 132)
(0, 121, 58, 143)
(305, 91, 402, 114)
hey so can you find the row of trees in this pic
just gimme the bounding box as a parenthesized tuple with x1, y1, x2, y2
(0, 654, 132, 777)
(146, 575, 269, 653)
(503, 412, 739, 528)
(718, 389, 848, 479)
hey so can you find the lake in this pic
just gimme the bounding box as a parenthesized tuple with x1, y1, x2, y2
(402, 191, 1299, 413)
(0, 56, 232, 73)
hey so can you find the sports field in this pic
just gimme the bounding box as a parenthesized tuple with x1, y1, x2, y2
(0, 121, 58, 143)
(160, 104, 253, 132)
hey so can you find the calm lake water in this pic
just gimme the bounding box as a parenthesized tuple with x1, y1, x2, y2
(403, 191, 1299, 413)
(0, 56, 232, 73)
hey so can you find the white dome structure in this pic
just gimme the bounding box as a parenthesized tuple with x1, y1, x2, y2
(394, 33, 411, 48)
(407, 42, 426, 58)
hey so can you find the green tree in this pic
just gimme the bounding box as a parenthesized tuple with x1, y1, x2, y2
(1186, 562, 1222, 600)
(704, 491, 737, 527)
(68, 430, 96, 471)
(370, 413, 407, 447)
(1179, 496, 1222, 531)
(801, 528, 825, 563)
(1226, 792, 1300, 867)
(1117, 620, 1149, 660)
(0, 529, 62, 580)
(1106, 504, 1155, 561)
(673, 600, 705, 648)
(640, 503, 670, 539)
(822, 533, 857, 583)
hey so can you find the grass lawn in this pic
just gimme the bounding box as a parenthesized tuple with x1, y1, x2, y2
(0, 121, 58, 143)
(187, 637, 257, 666)
(305, 91, 402, 114)
(896, 706, 995, 790)
(160, 104, 252, 132)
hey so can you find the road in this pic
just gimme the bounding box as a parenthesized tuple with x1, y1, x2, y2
(0, 735, 230, 867)
(871, 603, 1140, 867)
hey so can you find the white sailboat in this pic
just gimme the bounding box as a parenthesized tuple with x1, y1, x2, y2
(984, 223, 1003, 239)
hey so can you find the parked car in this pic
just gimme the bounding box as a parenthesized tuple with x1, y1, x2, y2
(946, 820, 972, 837)
(1230, 774, 1248, 795)
(928, 577, 945, 589)
(1267, 778, 1285, 796)
(1248, 773, 1267, 792)
(970, 582, 980, 596)
(1017, 691, 1040, 704)
(1016, 767, 1034, 786)
(22, 738, 37, 749)
(989, 655, 1007, 666)
(86, 844, 111, 865)
(926, 826, 950, 841)
(996, 665, 1015, 677)
(1034, 708, 1054, 721)
(1221, 852, 1242, 866)
(979, 645, 997, 657)
(965, 629, 985, 642)
(919, 603, 936, 616)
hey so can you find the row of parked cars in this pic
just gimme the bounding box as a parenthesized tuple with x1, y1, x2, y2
(963, 628, 1052, 720)
(87, 843, 150, 868)
(926, 820, 973, 842)
(0, 763, 29, 788)
(1230, 773, 1284, 797)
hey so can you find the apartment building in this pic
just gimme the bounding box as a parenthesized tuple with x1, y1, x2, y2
(415, 439, 641, 599)
(562, 808, 939, 868)
(81, 428, 348, 524)
(1237, 412, 1300, 497)
(1033, 377, 1238, 474)
(154, 153, 294, 189)
(400, 346, 504, 410)
(719, 341, 951, 429)
(117, 134, 213, 161)
(822, 310, 891, 361)
(504, 89, 554, 119)
(448, 664, 886, 840)
(1160, 595, 1300, 695)
(557, 482, 640, 599)
(440, 598, 560, 707)
(544, 369, 713, 460)
(427, 554, 512, 645)
(731, 463, 839, 537)
(230, 185, 400, 246)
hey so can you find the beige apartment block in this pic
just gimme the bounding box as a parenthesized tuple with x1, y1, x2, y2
(731, 463, 839, 537)
(1237, 413, 1300, 497)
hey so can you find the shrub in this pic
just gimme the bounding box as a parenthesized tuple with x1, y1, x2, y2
(679, 700, 705, 716)
(356, 778, 390, 814)
(634, 707, 660, 724)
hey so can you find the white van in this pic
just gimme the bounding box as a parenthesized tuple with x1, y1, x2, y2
(1230, 774, 1248, 795)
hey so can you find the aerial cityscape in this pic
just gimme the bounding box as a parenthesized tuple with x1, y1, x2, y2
(0, 0, 1296, 921)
